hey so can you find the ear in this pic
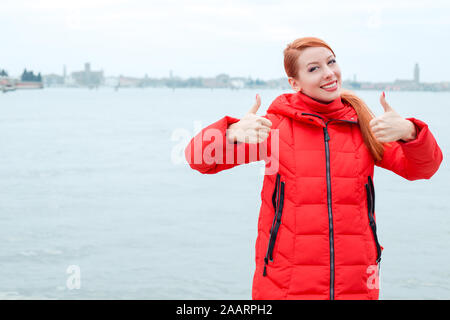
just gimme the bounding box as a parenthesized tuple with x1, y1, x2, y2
(288, 77, 301, 92)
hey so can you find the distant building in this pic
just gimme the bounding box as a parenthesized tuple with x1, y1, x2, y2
(391, 63, 421, 90)
(230, 78, 245, 89)
(0, 69, 16, 92)
(71, 63, 104, 88)
(104, 76, 120, 87)
(395, 63, 420, 85)
(43, 74, 65, 86)
(16, 69, 44, 89)
(118, 75, 142, 87)
(414, 63, 420, 83)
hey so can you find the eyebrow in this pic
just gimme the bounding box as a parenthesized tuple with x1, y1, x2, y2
(306, 55, 335, 67)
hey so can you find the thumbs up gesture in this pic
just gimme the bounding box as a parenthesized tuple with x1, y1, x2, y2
(226, 94, 273, 144)
(369, 92, 417, 143)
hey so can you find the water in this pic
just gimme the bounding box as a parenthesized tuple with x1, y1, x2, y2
(0, 88, 448, 299)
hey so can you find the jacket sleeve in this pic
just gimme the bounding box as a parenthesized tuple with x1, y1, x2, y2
(184, 114, 277, 174)
(375, 117, 443, 181)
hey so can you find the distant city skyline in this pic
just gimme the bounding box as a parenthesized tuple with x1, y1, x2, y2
(2, 61, 446, 84)
(3, 60, 449, 91)
(1, 1, 449, 82)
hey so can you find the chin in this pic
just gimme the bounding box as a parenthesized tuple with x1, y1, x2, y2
(311, 92, 339, 104)
(321, 87, 341, 102)
(303, 87, 341, 103)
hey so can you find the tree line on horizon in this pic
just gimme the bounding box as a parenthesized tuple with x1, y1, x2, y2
(21, 69, 42, 82)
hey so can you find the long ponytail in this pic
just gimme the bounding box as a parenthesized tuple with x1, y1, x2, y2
(340, 90, 384, 162)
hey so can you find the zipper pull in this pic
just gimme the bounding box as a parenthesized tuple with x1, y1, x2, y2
(263, 257, 268, 276)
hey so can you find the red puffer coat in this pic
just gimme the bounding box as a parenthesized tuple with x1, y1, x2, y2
(185, 91, 443, 300)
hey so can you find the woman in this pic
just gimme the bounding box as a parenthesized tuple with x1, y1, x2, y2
(184, 37, 443, 300)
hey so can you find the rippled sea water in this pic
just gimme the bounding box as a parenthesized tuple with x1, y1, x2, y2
(0, 88, 448, 299)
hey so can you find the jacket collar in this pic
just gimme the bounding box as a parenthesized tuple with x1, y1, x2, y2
(267, 91, 358, 127)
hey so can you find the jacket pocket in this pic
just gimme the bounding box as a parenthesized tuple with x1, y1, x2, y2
(263, 173, 285, 277)
(365, 176, 382, 265)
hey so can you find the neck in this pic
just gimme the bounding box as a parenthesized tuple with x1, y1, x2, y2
(308, 95, 334, 104)
(297, 91, 343, 115)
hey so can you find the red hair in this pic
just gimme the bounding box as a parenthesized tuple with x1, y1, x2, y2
(284, 37, 384, 162)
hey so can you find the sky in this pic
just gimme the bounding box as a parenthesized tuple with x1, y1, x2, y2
(1, 0, 450, 82)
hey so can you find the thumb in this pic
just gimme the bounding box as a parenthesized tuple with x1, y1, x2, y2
(248, 94, 261, 114)
(380, 91, 394, 113)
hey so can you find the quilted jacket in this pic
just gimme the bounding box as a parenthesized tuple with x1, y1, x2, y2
(184, 91, 443, 300)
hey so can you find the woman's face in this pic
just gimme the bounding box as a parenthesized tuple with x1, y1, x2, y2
(288, 46, 342, 103)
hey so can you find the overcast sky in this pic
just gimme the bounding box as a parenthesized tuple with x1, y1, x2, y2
(1, 0, 449, 82)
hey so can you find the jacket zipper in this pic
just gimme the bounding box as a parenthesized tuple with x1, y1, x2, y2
(302, 112, 357, 300)
(263, 173, 285, 276)
(365, 176, 382, 267)
(303, 112, 336, 300)
(302, 113, 336, 300)
(285, 113, 357, 298)
(323, 123, 335, 300)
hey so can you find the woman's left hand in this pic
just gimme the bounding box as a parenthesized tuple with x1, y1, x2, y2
(369, 92, 417, 143)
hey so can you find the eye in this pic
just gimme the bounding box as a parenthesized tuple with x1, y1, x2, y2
(309, 59, 336, 72)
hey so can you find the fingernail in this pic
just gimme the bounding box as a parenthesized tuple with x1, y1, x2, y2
(256, 94, 259, 99)
(382, 91, 385, 98)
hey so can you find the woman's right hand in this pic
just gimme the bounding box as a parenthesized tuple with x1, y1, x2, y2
(226, 94, 273, 144)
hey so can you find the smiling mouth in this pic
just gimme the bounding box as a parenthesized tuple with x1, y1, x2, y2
(321, 81, 337, 89)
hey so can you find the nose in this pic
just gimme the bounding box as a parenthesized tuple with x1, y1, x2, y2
(323, 66, 334, 79)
